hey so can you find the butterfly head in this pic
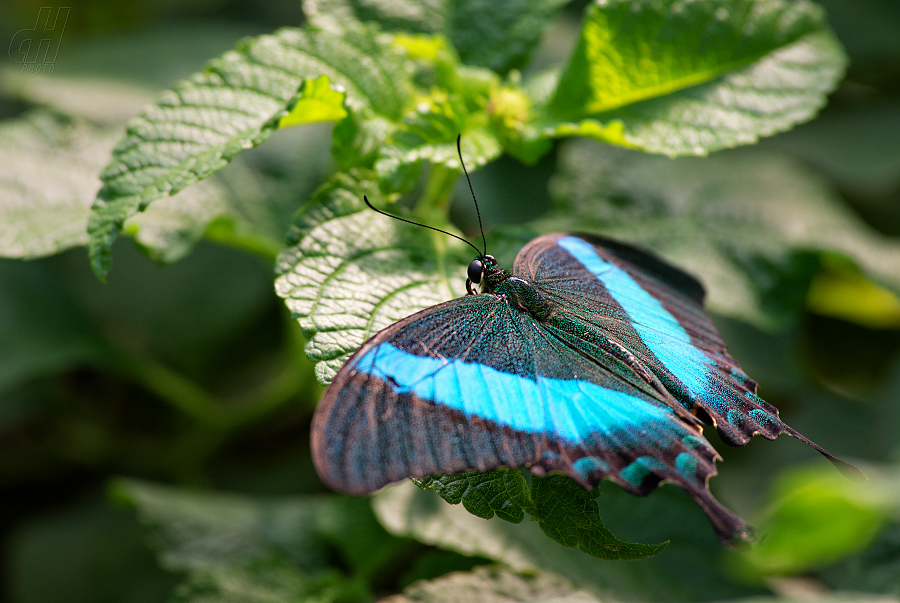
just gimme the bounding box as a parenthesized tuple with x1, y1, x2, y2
(466, 254, 500, 294)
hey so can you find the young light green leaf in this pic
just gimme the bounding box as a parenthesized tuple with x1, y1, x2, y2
(547, 139, 900, 328)
(88, 22, 413, 279)
(542, 0, 847, 156)
(414, 469, 529, 523)
(273, 170, 468, 384)
(391, 565, 604, 603)
(279, 75, 349, 128)
(304, 0, 567, 74)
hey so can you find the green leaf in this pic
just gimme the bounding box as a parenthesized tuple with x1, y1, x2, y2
(530, 475, 667, 560)
(169, 561, 367, 603)
(414, 471, 666, 560)
(0, 113, 119, 259)
(446, 0, 570, 74)
(279, 75, 349, 128)
(547, 139, 900, 328)
(414, 469, 529, 523)
(542, 0, 847, 156)
(391, 565, 604, 603)
(375, 94, 503, 191)
(304, 0, 567, 74)
(374, 481, 689, 600)
(0, 258, 108, 399)
(273, 170, 469, 384)
(0, 111, 276, 266)
(88, 22, 413, 279)
(113, 479, 404, 601)
(738, 465, 900, 576)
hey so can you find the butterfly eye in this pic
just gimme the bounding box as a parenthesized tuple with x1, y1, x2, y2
(467, 258, 485, 283)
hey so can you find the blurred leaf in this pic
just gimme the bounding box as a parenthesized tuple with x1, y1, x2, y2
(0, 73, 155, 126)
(548, 140, 900, 328)
(0, 259, 108, 396)
(0, 112, 119, 259)
(807, 259, 900, 329)
(0, 111, 276, 266)
(113, 479, 405, 600)
(739, 465, 900, 576)
(273, 170, 469, 383)
(25, 22, 269, 91)
(388, 565, 603, 603)
(765, 104, 900, 194)
(820, 524, 900, 597)
(170, 560, 367, 603)
(88, 22, 413, 279)
(303, 0, 567, 74)
(8, 495, 178, 603)
(0, 23, 267, 125)
(542, 0, 846, 156)
(50, 239, 278, 379)
(279, 75, 348, 128)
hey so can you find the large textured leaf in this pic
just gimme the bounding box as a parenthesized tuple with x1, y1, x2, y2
(303, 0, 567, 73)
(541, 0, 847, 156)
(547, 139, 900, 328)
(273, 170, 469, 384)
(88, 23, 412, 279)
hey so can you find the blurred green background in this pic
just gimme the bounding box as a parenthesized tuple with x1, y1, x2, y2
(1, 0, 900, 601)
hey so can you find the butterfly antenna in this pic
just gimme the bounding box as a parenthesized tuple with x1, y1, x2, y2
(456, 135, 487, 256)
(363, 196, 483, 258)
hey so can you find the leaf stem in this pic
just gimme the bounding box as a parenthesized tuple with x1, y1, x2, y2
(108, 316, 315, 431)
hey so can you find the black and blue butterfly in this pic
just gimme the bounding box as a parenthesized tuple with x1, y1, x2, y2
(311, 143, 862, 544)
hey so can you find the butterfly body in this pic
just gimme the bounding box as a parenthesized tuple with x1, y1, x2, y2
(313, 232, 859, 543)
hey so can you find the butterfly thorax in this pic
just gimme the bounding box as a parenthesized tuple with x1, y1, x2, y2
(482, 270, 555, 321)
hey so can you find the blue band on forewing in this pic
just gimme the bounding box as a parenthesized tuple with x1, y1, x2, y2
(354, 342, 674, 444)
(557, 236, 711, 402)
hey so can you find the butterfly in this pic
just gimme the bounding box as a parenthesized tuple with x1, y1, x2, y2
(310, 139, 862, 544)
(311, 228, 865, 543)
